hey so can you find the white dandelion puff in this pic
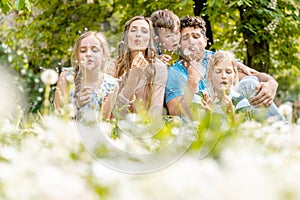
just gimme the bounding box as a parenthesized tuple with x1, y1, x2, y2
(41, 69, 58, 85)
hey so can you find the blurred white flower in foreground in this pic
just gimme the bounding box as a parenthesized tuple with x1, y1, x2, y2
(41, 69, 58, 84)
(0, 66, 24, 121)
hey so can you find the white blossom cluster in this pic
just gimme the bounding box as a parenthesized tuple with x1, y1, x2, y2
(1, 75, 300, 200)
(264, 19, 279, 33)
(267, 0, 277, 10)
(1, 114, 300, 199)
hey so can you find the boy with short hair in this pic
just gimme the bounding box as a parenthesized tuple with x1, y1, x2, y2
(150, 9, 180, 66)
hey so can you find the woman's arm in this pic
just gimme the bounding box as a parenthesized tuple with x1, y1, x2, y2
(149, 60, 168, 118)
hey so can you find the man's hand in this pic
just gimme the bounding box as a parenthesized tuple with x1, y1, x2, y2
(237, 63, 278, 108)
(187, 62, 204, 92)
(237, 62, 254, 76)
(250, 79, 278, 107)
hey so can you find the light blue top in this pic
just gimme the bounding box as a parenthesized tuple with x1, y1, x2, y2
(165, 50, 215, 104)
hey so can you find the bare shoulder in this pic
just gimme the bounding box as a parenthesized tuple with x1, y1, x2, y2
(57, 70, 69, 83)
(106, 59, 117, 77)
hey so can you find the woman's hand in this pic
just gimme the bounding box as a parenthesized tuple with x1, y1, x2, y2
(121, 52, 149, 101)
(130, 52, 148, 72)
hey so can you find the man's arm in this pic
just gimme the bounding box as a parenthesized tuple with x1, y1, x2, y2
(167, 63, 203, 120)
(237, 62, 278, 107)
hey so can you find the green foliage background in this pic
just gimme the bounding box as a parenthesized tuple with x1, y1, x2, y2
(0, 0, 299, 112)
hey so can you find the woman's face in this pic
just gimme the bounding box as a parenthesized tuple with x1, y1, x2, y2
(127, 19, 151, 51)
(211, 59, 235, 97)
(79, 35, 103, 71)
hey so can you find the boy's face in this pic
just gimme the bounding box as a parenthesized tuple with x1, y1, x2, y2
(180, 27, 207, 62)
(157, 23, 180, 52)
(211, 59, 235, 97)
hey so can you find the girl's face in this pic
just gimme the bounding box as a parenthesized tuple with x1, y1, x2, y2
(127, 19, 151, 51)
(157, 23, 180, 52)
(79, 35, 103, 71)
(211, 59, 236, 97)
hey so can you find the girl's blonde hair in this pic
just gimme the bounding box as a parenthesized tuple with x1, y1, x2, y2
(71, 31, 110, 100)
(207, 51, 239, 92)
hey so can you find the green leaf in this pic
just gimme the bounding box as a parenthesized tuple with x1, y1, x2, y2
(2, 0, 10, 4)
(25, 0, 32, 11)
(0, 1, 12, 14)
(16, 0, 25, 11)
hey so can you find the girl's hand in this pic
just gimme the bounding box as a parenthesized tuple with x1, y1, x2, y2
(77, 86, 92, 108)
(201, 93, 212, 112)
(220, 95, 234, 115)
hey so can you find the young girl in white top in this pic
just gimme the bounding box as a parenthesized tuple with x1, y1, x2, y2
(206, 51, 252, 122)
(54, 31, 118, 120)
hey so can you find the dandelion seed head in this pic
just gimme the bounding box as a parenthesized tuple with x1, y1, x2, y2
(41, 69, 58, 85)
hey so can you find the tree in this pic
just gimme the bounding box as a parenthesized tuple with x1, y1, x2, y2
(205, 0, 300, 73)
(193, 0, 214, 49)
(0, 0, 299, 111)
(0, 0, 31, 14)
(0, 0, 194, 112)
(204, 0, 300, 100)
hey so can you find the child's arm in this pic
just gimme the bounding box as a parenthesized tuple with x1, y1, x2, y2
(158, 54, 172, 65)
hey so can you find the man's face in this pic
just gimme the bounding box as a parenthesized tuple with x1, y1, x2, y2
(157, 23, 180, 52)
(180, 27, 207, 62)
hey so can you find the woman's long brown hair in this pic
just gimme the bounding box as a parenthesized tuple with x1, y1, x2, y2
(115, 16, 158, 109)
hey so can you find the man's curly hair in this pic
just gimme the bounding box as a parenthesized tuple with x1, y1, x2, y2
(180, 16, 206, 36)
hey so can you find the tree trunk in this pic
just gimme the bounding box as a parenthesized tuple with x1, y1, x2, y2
(193, 0, 214, 50)
(238, 7, 270, 73)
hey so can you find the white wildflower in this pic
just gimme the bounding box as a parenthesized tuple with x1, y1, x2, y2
(267, 0, 277, 10)
(278, 101, 293, 123)
(264, 19, 279, 33)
